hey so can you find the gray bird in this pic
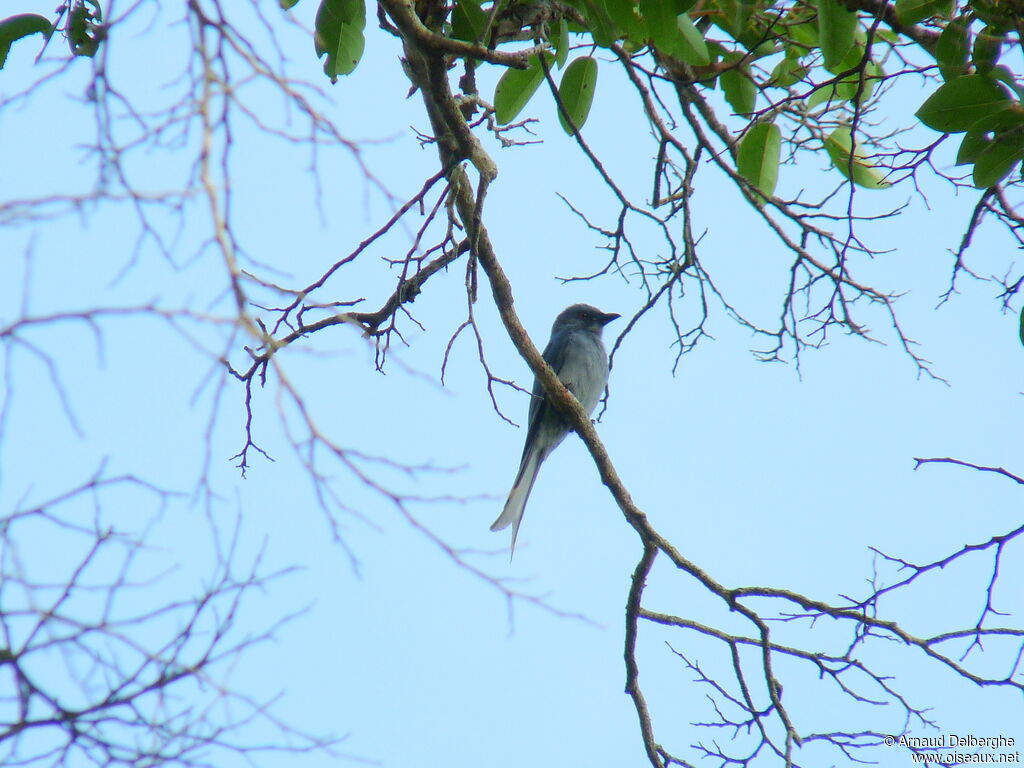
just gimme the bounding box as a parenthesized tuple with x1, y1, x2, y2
(490, 303, 620, 556)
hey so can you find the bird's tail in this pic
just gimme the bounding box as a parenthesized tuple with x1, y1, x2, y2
(490, 448, 542, 558)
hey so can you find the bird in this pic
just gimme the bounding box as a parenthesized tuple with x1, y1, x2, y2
(490, 303, 620, 556)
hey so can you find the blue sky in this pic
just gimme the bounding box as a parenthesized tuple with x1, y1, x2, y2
(1, 2, 1022, 766)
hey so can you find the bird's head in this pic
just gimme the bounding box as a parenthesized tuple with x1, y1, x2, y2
(553, 304, 621, 334)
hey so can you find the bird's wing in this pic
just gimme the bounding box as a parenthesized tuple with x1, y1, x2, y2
(519, 329, 576, 464)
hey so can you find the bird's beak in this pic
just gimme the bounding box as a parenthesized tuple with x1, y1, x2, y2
(600, 312, 621, 326)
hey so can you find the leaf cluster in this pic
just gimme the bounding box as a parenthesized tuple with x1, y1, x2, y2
(0, 0, 103, 67)
(917, 10, 1024, 188)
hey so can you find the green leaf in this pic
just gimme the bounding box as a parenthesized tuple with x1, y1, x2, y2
(788, 21, 818, 48)
(0, 13, 52, 69)
(557, 56, 599, 134)
(494, 53, 549, 124)
(720, 64, 756, 115)
(956, 130, 992, 165)
(915, 74, 1011, 133)
(970, 0, 1015, 29)
(737, 122, 781, 197)
(972, 131, 1024, 187)
(1019, 306, 1024, 348)
(279, 0, 301, 8)
(605, 0, 644, 44)
(710, 0, 755, 37)
(552, 18, 570, 68)
(893, 0, 925, 23)
(807, 81, 844, 109)
(578, 0, 619, 46)
(971, 26, 1003, 75)
(991, 65, 1024, 100)
(315, 0, 366, 81)
(825, 126, 892, 189)
(895, 0, 951, 25)
(620, 37, 644, 54)
(68, 0, 102, 57)
(856, 58, 884, 101)
(313, 0, 360, 56)
(735, 8, 774, 50)
(333, 23, 364, 77)
(769, 54, 807, 87)
(935, 17, 969, 81)
(824, 31, 869, 75)
(807, 57, 883, 109)
(747, 41, 781, 59)
(817, 0, 857, 72)
(673, 12, 710, 65)
(705, 40, 729, 62)
(639, 0, 680, 51)
(452, 0, 488, 43)
(965, 103, 1024, 134)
